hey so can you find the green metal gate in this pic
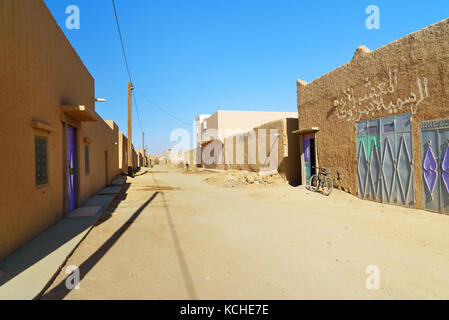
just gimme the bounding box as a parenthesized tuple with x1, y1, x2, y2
(357, 113, 414, 207)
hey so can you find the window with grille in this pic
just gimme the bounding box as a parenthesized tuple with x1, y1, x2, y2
(85, 145, 90, 174)
(35, 135, 48, 186)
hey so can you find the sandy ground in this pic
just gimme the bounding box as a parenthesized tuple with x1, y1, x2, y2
(201, 169, 285, 188)
(42, 166, 449, 300)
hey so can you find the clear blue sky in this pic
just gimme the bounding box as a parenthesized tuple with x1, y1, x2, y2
(44, 0, 449, 154)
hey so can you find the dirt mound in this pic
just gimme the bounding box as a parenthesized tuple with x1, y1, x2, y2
(204, 171, 285, 188)
(184, 168, 215, 175)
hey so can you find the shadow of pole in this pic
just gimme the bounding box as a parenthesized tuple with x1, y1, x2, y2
(151, 172, 198, 300)
(0, 182, 130, 289)
(41, 192, 159, 300)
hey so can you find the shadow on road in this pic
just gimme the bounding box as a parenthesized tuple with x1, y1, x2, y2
(41, 192, 159, 300)
(0, 183, 130, 291)
(134, 169, 149, 177)
(151, 172, 198, 300)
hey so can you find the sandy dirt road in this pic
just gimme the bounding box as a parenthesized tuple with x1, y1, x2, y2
(42, 166, 449, 300)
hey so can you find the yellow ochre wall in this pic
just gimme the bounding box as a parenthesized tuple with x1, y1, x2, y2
(0, 0, 120, 260)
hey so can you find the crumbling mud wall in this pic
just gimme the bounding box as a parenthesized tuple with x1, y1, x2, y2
(202, 118, 301, 185)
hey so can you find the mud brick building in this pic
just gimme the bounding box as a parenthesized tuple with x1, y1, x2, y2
(0, 0, 126, 260)
(296, 18, 449, 214)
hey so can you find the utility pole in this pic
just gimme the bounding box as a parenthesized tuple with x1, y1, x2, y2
(142, 132, 145, 155)
(142, 131, 145, 167)
(146, 144, 149, 167)
(127, 81, 134, 177)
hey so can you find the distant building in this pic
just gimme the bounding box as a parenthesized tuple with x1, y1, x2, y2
(199, 110, 298, 145)
(195, 114, 212, 166)
(195, 110, 301, 185)
(136, 149, 150, 168)
(165, 148, 186, 168)
(119, 133, 129, 174)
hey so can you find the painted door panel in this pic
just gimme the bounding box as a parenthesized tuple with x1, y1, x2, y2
(440, 129, 449, 214)
(421, 123, 449, 214)
(68, 126, 76, 212)
(396, 132, 414, 207)
(304, 135, 316, 184)
(380, 116, 397, 204)
(357, 113, 414, 207)
(422, 130, 439, 212)
(357, 120, 381, 201)
(394, 113, 414, 207)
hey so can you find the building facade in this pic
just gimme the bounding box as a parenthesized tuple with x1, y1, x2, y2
(0, 0, 122, 260)
(196, 110, 301, 184)
(119, 133, 129, 174)
(223, 118, 301, 185)
(297, 18, 449, 213)
(199, 110, 298, 146)
(195, 114, 212, 166)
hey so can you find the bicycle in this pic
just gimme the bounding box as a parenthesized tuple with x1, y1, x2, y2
(308, 167, 333, 196)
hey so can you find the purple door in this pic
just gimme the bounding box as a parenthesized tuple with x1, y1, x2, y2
(68, 126, 76, 212)
(421, 124, 449, 214)
(304, 135, 316, 184)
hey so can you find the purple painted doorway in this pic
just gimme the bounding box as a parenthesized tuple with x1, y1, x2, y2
(67, 126, 76, 212)
(304, 135, 316, 184)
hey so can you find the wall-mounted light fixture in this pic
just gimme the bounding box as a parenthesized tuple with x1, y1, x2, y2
(95, 98, 107, 103)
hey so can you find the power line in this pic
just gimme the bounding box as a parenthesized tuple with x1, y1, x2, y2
(111, 0, 190, 132)
(111, 0, 144, 134)
(135, 88, 191, 127)
(111, 0, 132, 83)
(132, 91, 144, 132)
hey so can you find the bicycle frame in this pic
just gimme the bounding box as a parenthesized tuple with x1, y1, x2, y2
(309, 167, 332, 195)
(315, 171, 326, 190)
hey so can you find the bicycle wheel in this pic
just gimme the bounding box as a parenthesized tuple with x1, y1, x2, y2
(309, 175, 320, 192)
(322, 176, 333, 196)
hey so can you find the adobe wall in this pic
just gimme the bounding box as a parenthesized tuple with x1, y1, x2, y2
(203, 118, 301, 185)
(119, 133, 128, 173)
(132, 147, 138, 170)
(297, 18, 449, 209)
(78, 118, 120, 204)
(118, 134, 137, 173)
(201, 111, 298, 143)
(0, 0, 120, 260)
(0, 0, 96, 259)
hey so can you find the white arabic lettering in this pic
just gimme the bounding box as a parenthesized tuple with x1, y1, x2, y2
(336, 69, 429, 122)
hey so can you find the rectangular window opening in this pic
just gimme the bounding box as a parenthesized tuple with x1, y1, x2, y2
(85, 145, 90, 175)
(35, 135, 48, 186)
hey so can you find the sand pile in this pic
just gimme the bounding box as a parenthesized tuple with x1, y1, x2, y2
(204, 170, 285, 188)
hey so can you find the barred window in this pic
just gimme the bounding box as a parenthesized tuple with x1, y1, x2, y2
(85, 145, 90, 174)
(35, 135, 48, 186)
